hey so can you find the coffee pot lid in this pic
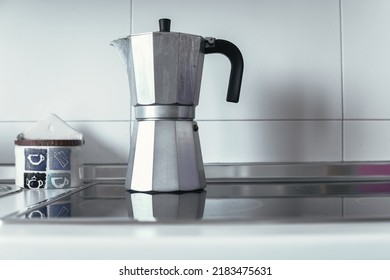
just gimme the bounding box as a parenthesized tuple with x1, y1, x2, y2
(130, 18, 200, 38)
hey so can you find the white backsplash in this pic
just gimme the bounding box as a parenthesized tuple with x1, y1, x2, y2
(0, 0, 388, 164)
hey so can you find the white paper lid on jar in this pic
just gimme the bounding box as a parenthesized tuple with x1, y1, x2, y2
(15, 113, 84, 146)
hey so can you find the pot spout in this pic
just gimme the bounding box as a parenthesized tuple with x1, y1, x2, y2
(110, 37, 129, 69)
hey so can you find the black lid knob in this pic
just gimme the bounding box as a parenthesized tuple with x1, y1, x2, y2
(159, 18, 171, 32)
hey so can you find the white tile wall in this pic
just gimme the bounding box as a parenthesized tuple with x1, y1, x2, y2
(342, 0, 390, 161)
(0, 0, 130, 122)
(200, 121, 341, 163)
(1, 0, 390, 164)
(344, 121, 390, 161)
(343, 0, 390, 119)
(0, 0, 131, 164)
(133, 0, 342, 120)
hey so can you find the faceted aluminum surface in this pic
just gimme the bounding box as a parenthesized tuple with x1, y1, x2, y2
(125, 120, 206, 192)
(127, 32, 205, 106)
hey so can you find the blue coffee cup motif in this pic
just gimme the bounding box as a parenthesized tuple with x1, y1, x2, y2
(24, 148, 47, 171)
(47, 173, 71, 189)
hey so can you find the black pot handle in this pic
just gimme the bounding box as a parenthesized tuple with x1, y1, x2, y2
(204, 37, 244, 103)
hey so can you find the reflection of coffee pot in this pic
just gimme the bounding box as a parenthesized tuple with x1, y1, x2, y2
(125, 191, 206, 221)
(112, 19, 244, 192)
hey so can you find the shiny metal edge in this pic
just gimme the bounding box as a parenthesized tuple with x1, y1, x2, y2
(3, 162, 390, 183)
(0, 184, 22, 197)
(135, 105, 195, 120)
(79, 162, 390, 183)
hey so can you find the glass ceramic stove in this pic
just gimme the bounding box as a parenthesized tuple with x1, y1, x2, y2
(6, 180, 390, 224)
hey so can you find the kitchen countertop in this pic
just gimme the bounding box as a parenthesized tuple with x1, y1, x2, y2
(2, 162, 390, 260)
(3, 220, 390, 259)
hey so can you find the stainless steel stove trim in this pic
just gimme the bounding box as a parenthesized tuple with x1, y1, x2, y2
(0, 184, 22, 197)
(2, 161, 390, 184)
(79, 162, 390, 183)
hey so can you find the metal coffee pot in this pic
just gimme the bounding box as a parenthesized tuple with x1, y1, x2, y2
(111, 19, 244, 192)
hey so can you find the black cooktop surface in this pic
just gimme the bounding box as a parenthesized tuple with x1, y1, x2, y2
(7, 181, 390, 223)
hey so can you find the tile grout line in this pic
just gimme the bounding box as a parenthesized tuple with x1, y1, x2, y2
(4, 119, 390, 124)
(129, 0, 133, 136)
(339, 0, 345, 162)
(3, 119, 390, 124)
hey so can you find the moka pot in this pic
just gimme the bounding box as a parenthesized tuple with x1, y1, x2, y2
(111, 19, 244, 192)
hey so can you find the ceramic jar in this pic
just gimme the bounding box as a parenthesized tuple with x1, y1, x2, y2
(15, 139, 83, 189)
